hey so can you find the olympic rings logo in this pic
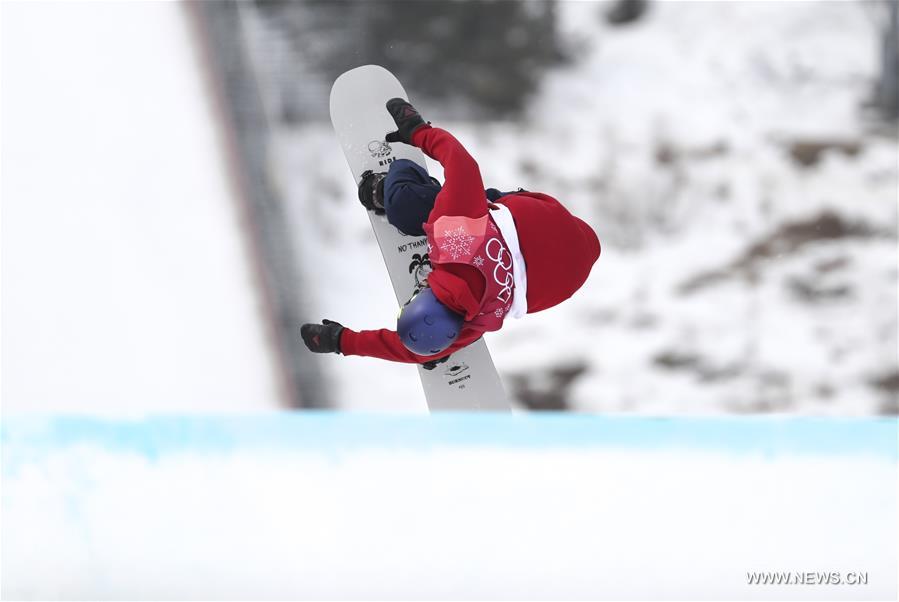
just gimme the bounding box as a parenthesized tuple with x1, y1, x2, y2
(485, 237, 514, 304)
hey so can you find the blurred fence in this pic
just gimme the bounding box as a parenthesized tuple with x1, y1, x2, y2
(187, 2, 328, 408)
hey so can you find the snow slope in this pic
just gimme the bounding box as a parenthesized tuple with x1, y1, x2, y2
(276, 1, 897, 413)
(2, 413, 896, 600)
(1, 2, 283, 412)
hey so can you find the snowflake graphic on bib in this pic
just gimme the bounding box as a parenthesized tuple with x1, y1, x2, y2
(439, 226, 476, 261)
(424, 214, 488, 264)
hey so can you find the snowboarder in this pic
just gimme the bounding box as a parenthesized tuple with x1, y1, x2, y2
(301, 98, 601, 366)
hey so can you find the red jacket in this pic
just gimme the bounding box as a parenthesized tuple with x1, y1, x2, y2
(340, 126, 601, 364)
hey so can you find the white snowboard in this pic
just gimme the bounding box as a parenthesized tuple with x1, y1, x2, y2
(329, 65, 509, 411)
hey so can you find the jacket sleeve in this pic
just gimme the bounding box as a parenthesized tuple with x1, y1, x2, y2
(340, 326, 484, 364)
(410, 126, 487, 220)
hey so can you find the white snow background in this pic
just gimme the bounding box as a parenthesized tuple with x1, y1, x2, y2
(0, 2, 897, 599)
(1, 1, 283, 412)
(2, 1, 895, 414)
(263, 1, 898, 413)
(1, 4, 897, 599)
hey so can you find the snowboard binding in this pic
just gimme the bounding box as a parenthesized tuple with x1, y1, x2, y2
(358, 170, 387, 215)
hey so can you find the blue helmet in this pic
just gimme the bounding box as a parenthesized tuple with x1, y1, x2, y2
(397, 287, 464, 356)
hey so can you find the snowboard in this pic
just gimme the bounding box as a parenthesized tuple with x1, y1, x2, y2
(329, 65, 509, 411)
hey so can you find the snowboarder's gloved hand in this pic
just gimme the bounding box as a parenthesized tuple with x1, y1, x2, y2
(385, 98, 429, 144)
(421, 355, 450, 371)
(300, 319, 344, 354)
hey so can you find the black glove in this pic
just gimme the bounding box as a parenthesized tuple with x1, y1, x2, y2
(300, 319, 344, 354)
(385, 98, 429, 144)
(422, 355, 450, 371)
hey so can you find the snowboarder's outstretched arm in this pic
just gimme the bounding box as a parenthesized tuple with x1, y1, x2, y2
(386, 98, 487, 221)
(340, 326, 483, 364)
(301, 319, 483, 365)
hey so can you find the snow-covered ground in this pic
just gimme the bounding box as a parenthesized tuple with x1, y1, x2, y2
(1, 2, 283, 412)
(2, 413, 896, 600)
(276, 1, 897, 413)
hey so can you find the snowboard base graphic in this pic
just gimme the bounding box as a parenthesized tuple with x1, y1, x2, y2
(329, 65, 509, 411)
